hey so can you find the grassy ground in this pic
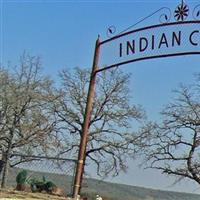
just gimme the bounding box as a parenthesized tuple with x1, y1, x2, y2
(3, 168, 200, 200)
(0, 188, 70, 200)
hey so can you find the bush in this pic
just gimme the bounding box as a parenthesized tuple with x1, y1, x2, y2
(29, 176, 56, 193)
(16, 170, 28, 184)
(16, 170, 29, 191)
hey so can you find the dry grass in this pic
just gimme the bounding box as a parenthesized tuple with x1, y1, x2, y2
(0, 188, 71, 200)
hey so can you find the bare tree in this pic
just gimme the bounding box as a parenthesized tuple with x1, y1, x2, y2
(139, 78, 200, 185)
(0, 54, 59, 187)
(54, 67, 144, 177)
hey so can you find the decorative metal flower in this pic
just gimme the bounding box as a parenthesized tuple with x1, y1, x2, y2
(174, 3, 189, 21)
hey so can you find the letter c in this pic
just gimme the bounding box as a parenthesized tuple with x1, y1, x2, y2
(189, 30, 199, 46)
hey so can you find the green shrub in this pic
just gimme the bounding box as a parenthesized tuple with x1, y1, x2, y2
(16, 170, 28, 184)
(28, 176, 56, 193)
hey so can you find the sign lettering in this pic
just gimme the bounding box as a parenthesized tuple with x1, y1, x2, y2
(98, 21, 200, 72)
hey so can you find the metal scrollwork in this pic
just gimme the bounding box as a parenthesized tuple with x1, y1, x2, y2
(106, 7, 172, 38)
(193, 4, 200, 20)
(105, 1, 200, 39)
(107, 26, 116, 38)
(159, 7, 172, 24)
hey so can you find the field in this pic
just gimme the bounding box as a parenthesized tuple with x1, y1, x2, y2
(2, 168, 200, 200)
(0, 188, 69, 200)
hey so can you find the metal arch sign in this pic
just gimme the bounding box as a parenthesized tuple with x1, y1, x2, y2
(73, 2, 200, 197)
(98, 21, 200, 72)
(96, 1, 200, 73)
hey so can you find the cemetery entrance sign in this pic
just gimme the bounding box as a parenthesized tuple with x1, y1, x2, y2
(73, 1, 200, 198)
(99, 21, 200, 72)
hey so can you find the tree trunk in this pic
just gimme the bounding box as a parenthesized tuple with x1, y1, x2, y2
(1, 142, 12, 188)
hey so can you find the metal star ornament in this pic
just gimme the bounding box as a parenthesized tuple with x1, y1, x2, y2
(174, 3, 189, 21)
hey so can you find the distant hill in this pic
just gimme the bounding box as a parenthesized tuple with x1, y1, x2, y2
(4, 168, 200, 200)
(81, 178, 200, 200)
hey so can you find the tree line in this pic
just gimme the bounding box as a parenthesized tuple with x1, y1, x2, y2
(0, 53, 200, 189)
